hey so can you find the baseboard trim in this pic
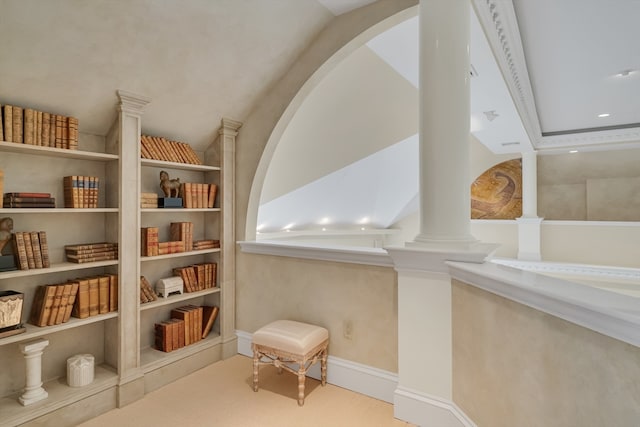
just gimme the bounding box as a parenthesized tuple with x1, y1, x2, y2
(236, 329, 398, 403)
(394, 386, 477, 427)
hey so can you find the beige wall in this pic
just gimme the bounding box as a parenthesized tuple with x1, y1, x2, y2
(236, 252, 398, 372)
(452, 279, 640, 427)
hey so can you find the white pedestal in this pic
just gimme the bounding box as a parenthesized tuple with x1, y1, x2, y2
(18, 338, 49, 406)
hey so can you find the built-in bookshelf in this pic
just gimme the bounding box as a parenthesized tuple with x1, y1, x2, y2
(0, 93, 240, 425)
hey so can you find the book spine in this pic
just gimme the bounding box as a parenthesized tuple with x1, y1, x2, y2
(55, 115, 62, 148)
(72, 279, 90, 319)
(68, 116, 78, 149)
(46, 285, 64, 326)
(37, 285, 58, 327)
(23, 231, 36, 269)
(63, 281, 80, 322)
(42, 112, 50, 146)
(208, 184, 217, 209)
(36, 110, 42, 145)
(64, 242, 117, 251)
(54, 283, 72, 325)
(29, 286, 46, 325)
(12, 106, 23, 144)
(108, 274, 118, 312)
(30, 231, 43, 269)
(66, 252, 118, 263)
(88, 277, 99, 316)
(98, 276, 109, 314)
(13, 232, 29, 270)
(3, 105, 12, 142)
(38, 231, 50, 268)
(24, 108, 34, 145)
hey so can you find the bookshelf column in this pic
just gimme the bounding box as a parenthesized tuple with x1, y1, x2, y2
(115, 90, 150, 406)
(210, 118, 241, 358)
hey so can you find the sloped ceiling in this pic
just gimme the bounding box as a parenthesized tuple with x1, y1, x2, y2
(0, 0, 333, 151)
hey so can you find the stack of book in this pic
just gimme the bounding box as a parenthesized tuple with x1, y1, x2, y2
(29, 274, 118, 326)
(170, 221, 193, 252)
(173, 262, 217, 293)
(193, 239, 220, 250)
(63, 176, 99, 208)
(3, 192, 55, 208)
(12, 231, 50, 270)
(139, 276, 158, 304)
(141, 227, 159, 256)
(140, 192, 158, 208)
(1, 104, 79, 149)
(154, 318, 185, 352)
(179, 183, 217, 208)
(154, 305, 218, 352)
(140, 134, 202, 165)
(65, 242, 118, 263)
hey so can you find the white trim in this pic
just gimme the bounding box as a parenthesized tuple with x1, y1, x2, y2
(394, 386, 476, 427)
(447, 261, 640, 348)
(236, 329, 398, 403)
(491, 257, 640, 282)
(238, 240, 394, 267)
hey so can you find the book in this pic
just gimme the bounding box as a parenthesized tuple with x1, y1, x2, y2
(98, 275, 110, 314)
(39, 231, 50, 268)
(2, 105, 11, 142)
(65, 245, 117, 256)
(88, 277, 100, 316)
(63, 281, 80, 322)
(47, 284, 65, 326)
(30, 231, 43, 269)
(36, 110, 42, 146)
(12, 106, 22, 144)
(4, 192, 52, 198)
(42, 112, 50, 146)
(140, 276, 157, 303)
(13, 232, 29, 270)
(72, 278, 90, 319)
(171, 307, 192, 346)
(168, 318, 183, 350)
(23, 232, 36, 269)
(208, 184, 218, 208)
(66, 252, 118, 263)
(106, 274, 118, 312)
(155, 322, 172, 352)
(24, 108, 34, 145)
(140, 227, 158, 256)
(64, 242, 117, 251)
(53, 283, 73, 325)
(201, 306, 219, 339)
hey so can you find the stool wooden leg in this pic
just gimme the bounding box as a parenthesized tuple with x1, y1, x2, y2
(321, 349, 328, 386)
(253, 350, 259, 392)
(297, 366, 306, 406)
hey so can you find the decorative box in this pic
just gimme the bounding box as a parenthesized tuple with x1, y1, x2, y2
(0, 291, 23, 329)
(67, 354, 94, 387)
(156, 276, 184, 298)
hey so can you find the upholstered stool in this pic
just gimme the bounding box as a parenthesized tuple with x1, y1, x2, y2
(252, 320, 329, 406)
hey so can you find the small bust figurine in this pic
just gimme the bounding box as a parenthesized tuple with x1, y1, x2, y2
(0, 217, 14, 254)
(159, 171, 181, 198)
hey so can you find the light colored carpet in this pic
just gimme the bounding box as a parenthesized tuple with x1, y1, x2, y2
(78, 355, 413, 427)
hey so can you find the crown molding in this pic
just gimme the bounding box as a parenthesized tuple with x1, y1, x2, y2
(471, 0, 542, 148)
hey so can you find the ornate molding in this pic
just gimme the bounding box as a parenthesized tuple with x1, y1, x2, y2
(116, 90, 150, 114)
(537, 127, 640, 152)
(491, 257, 640, 282)
(471, 0, 542, 148)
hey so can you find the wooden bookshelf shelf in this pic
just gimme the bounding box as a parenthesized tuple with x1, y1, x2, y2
(140, 287, 221, 311)
(0, 364, 118, 427)
(0, 312, 118, 347)
(0, 260, 119, 279)
(0, 141, 118, 161)
(140, 332, 221, 373)
(0, 208, 118, 214)
(141, 158, 220, 172)
(139, 248, 220, 262)
(141, 208, 220, 213)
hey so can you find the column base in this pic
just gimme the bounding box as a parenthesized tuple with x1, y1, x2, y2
(19, 390, 48, 406)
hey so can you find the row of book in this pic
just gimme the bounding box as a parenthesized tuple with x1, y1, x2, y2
(141, 222, 195, 256)
(173, 262, 217, 293)
(13, 231, 50, 270)
(1, 104, 79, 149)
(154, 305, 218, 352)
(141, 192, 158, 209)
(63, 175, 99, 208)
(29, 274, 118, 327)
(140, 276, 158, 304)
(180, 183, 217, 209)
(3, 192, 55, 208)
(65, 242, 118, 264)
(140, 134, 202, 165)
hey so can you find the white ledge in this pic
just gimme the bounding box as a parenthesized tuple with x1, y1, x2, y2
(238, 240, 393, 267)
(447, 261, 640, 348)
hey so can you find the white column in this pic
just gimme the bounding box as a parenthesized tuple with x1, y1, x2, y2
(414, 0, 474, 245)
(19, 338, 49, 406)
(517, 151, 543, 260)
(389, 1, 498, 425)
(116, 90, 150, 405)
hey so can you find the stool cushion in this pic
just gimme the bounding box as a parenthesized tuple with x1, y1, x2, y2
(253, 320, 328, 355)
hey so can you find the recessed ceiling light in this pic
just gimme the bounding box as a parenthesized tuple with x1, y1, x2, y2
(598, 113, 610, 118)
(569, 150, 578, 154)
(615, 69, 635, 77)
